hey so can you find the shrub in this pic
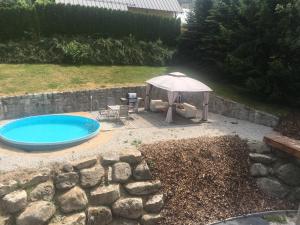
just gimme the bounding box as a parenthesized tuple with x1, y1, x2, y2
(0, 36, 174, 66)
(0, 4, 181, 45)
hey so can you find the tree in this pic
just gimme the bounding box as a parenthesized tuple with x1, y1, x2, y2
(179, 0, 300, 106)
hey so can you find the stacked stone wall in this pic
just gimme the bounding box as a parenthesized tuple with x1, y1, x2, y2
(0, 86, 278, 127)
(248, 141, 300, 202)
(0, 149, 163, 225)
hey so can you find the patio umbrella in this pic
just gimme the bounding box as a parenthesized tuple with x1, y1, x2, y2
(145, 72, 213, 123)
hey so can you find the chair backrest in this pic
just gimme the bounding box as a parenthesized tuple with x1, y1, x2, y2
(119, 105, 129, 117)
(107, 97, 115, 106)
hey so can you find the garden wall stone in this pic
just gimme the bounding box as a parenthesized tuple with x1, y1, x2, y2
(0, 149, 163, 225)
(248, 141, 300, 202)
(0, 85, 278, 127)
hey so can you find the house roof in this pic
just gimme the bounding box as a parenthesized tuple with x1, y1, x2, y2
(55, 0, 183, 13)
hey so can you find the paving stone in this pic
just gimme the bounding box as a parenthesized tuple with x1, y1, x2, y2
(112, 198, 143, 219)
(125, 181, 161, 196)
(2, 190, 27, 214)
(90, 184, 120, 205)
(112, 162, 132, 183)
(87, 206, 112, 225)
(55, 172, 79, 190)
(16, 201, 56, 225)
(57, 186, 88, 213)
(80, 165, 105, 188)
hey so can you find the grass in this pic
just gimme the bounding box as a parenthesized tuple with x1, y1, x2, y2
(0, 64, 168, 96)
(263, 215, 288, 223)
(0, 64, 291, 116)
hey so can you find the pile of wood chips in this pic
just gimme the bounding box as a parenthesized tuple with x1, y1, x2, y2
(275, 112, 300, 140)
(140, 136, 296, 225)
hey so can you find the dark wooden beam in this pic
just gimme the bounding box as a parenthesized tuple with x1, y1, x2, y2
(264, 133, 300, 159)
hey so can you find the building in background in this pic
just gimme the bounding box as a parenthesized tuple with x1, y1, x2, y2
(56, 0, 183, 17)
(177, 0, 195, 9)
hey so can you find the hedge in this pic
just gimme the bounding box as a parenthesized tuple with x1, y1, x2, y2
(0, 36, 174, 66)
(0, 4, 181, 45)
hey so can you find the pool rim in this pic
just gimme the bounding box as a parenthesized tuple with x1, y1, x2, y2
(0, 114, 101, 148)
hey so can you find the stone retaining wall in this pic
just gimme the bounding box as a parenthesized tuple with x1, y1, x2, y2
(248, 141, 300, 202)
(0, 149, 163, 225)
(0, 86, 278, 127)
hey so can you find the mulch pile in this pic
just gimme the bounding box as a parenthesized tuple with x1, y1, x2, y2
(274, 112, 300, 140)
(140, 136, 296, 225)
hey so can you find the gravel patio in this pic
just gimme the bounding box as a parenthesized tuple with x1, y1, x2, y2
(0, 110, 272, 171)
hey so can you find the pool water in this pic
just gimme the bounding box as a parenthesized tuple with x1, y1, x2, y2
(0, 115, 100, 150)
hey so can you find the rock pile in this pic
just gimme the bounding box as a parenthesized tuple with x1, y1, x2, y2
(248, 140, 300, 200)
(0, 149, 163, 225)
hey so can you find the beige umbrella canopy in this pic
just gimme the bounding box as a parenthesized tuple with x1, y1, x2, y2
(145, 72, 213, 123)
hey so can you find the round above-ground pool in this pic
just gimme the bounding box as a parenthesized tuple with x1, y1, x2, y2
(0, 115, 101, 151)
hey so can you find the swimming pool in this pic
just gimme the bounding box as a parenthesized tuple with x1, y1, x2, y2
(0, 115, 101, 151)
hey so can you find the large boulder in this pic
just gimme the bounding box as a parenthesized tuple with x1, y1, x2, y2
(16, 201, 56, 225)
(57, 186, 88, 213)
(80, 165, 105, 188)
(90, 184, 120, 205)
(250, 163, 268, 177)
(30, 181, 55, 201)
(87, 207, 112, 225)
(2, 190, 28, 214)
(112, 198, 143, 219)
(120, 149, 142, 165)
(275, 163, 300, 186)
(54, 172, 79, 190)
(0, 180, 18, 197)
(141, 214, 162, 225)
(256, 178, 289, 198)
(112, 162, 132, 183)
(49, 213, 86, 225)
(125, 181, 161, 196)
(133, 161, 152, 181)
(144, 194, 164, 213)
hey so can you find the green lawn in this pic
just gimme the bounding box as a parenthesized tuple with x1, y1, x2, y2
(0, 64, 290, 116)
(0, 64, 168, 96)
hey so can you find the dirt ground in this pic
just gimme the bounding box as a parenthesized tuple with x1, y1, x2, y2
(140, 136, 296, 225)
(275, 112, 300, 140)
